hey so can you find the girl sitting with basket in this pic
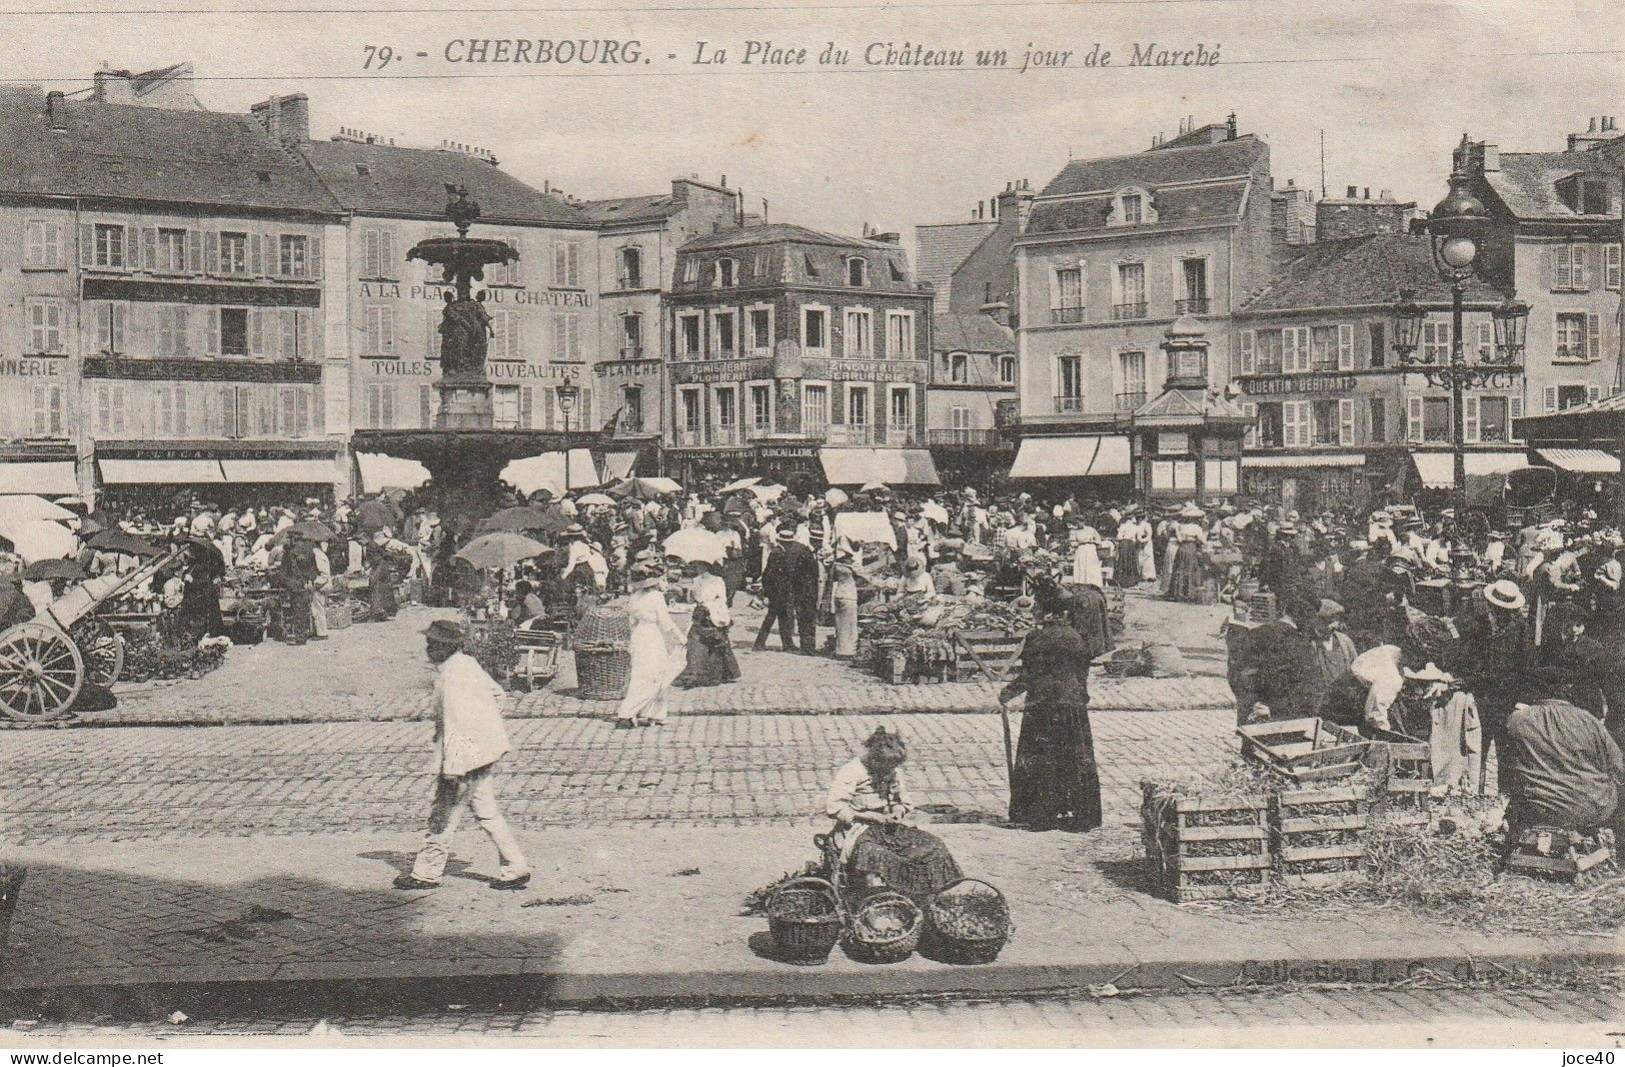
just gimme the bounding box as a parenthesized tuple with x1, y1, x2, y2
(822, 727, 963, 904)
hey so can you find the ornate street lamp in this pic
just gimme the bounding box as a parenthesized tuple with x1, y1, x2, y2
(557, 383, 581, 492)
(1393, 139, 1531, 513)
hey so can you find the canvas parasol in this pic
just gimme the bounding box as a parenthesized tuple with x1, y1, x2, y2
(575, 493, 617, 507)
(455, 532, 550, 570)
(608, 476, 683, 501)
(824, 488, 850, 508)
(746, 483, 787, 503)
(288, 519, 338, 542)
(921, 501, 950, 524)
(860, 482, 890, 495)
(481, 506, 553, 533)
(88, 530, 161, 557)
(719, 477, 761, 494)
(21, 558, 87, 582)
(662, 528, 725, 565)
(0, 518, 77, 564)
(355, 497, 401, 533)
(0, 495, 76, 524)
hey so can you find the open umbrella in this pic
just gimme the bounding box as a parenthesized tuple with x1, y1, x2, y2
(0, 495, 75, 524)
(719, 477, 762, 494)
(72, 515, 106, 537)
(860, 482, 890, 495)
(455, 532, 550, 570)
(608, 477, 683, 501)
(288, 519, 338, 542)
(88, 530, 161, 557)
(662, 528, 725, 565)
(21, 558, 87, 582)
(355, 497, 401, 533)
(921, 501, 950, 525)
(575, 492, 617, 507)
(0, 519, 77, 565)
(747, 483, 787, 503)
(481, 506, 552, 533)
(824, 488, 850, 508)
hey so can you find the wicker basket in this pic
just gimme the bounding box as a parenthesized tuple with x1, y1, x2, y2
(921, 878, 1010, 965)
(326, 601, 353, 630)
(576, 603, 632, 647)
(575, 648, 631, 701)
(766, 876, 843, 965)
(844, 891, 922, 965)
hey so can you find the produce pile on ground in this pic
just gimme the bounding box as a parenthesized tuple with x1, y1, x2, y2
(121, 631, 231, 683)
(855, 594, 1032, 678)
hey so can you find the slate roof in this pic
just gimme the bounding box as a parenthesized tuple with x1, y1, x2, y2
(1484, 151, 1622, 221)
(1038, 136, 1265, 198)
(0, 87, 339, 214)
(1134, 387, 1249, 422)
(679, 222, 887, 252)
(933, 313, 1014, 354)
(915, 221, 996, 291)
(576, 193, 683, 225)
(301, 139, 586, 225)
(1240, 234, 1504, 313)
(1027, 181, 1249, 236)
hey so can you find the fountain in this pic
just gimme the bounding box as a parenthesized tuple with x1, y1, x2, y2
(350, 187, 594, 510)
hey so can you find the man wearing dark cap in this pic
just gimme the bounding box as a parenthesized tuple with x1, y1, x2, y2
(394, 619, 530, 892)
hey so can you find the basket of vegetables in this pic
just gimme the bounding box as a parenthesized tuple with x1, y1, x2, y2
(766, 876, 843, 965)
(844, 890, 922, 965)
(921, 878, 1010, 965)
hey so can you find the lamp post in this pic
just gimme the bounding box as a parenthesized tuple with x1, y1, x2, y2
(1390, 148, 1529, 515)
(557, 383, 580, 493)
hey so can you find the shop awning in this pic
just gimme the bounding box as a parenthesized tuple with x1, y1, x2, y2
(1535, 448, 1620, 475)
(219, 458, 334, 484)
(500, 450, 600, 497)
(819, 448, 941, 486)
(1244, 453, 1367, 469)
(1009, 436, 1132, 479)
(600, 452, 639, 482)
(99, 458, 226, 484)
(354, 452, 432, 493)
(0, 461, 77, 496)
(1411, 451, 1528, 490)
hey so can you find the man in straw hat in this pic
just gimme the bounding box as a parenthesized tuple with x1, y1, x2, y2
(394, 619, 530, 892)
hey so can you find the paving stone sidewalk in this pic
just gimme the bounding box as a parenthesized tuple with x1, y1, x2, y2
(3, 823, 1614, 1005)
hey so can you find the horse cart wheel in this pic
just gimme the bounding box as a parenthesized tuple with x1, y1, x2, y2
(0, 622, 84, 722)
(71, 617, 125, 688)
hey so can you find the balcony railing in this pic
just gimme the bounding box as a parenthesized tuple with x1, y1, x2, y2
(619, 346, 644, 360)
(1175, 297, 1210, 315)
(888, 422, 915, 445)
(1051, 305, 1085, 325)
(1112, 301, 1148, 321)
(1555, 344, 1592, 363)
(1054, 395, 1087, 414)
(827, 424, 874, 446)
(1114, 390, 1147, 414)
(618, 276, 644, 291)
(711, 425, 740, 446)
(927, 428, 1004, 448)
(673, 429, 702, 447)
(745, 421, 774, 441)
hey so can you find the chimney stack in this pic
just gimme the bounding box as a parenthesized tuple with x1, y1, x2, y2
(1346, 185, 1358, 198)
(1226, 111, 1238, 140)
(250, 92, 310, 149)
(46, 90, 67, 131)
(92, 62, 133, 105)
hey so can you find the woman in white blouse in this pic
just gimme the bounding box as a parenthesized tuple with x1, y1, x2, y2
(674, 558, 741, 689)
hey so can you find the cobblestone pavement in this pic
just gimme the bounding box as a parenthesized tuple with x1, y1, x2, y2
(72, 596, 1234, 727)
(6, 986, 1619, 1043)
(1, 708, 1231, 842)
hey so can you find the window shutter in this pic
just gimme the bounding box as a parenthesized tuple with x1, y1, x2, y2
(520, 386, 533, 429)
(245, 233, 261, 276)
(568, 314, 580, 360)
(248, 308, 264, 358)
(186, 229, 202, 274)
(1282, 327, 1299, 373)
(1552, 245, 1567, 289)
(1509, 396, 1523, 442)
(78, 223, 93, 268)
(382, 306, 395, 353)
(111, 302, 127, 353)
(204, 231, 219, 274)
(1609, 244, 1622, 290)
(542, 387, 556, 430)
(831, 384, 845, 425)
(309, 234, 323, 280)
(510, 316, 523, 360)
(554, 242, 566, 285)
(1243, 402, 1257, 447)
(1283, 401, 1300, 447)
(552, 315, 566, 360)
(295, 308, 313, 361)
(1589, 385, 1603, 405)
(1238, 329, 1255, 375)
(510, 239, 523, 286)
(1337, 324, 1354, 371)
(1464, 396, 1480, 443)
(206, 307, 221, 357)
(568, 242, 580, 286)
(491, 311, 507, 360)
(1296, 327, 1311, 372)
(221, 387, 237, 438)
(382, 231, 396, 276)
(1407, 396, 1423, 442)
(1543, 386, 1557, 412)
(1573, 246, 1588, 290)
(428, 307, 442, 360)
(174, 387, 189, 436)
(142, 227, 157, 271)
(1339, 398, 1355, 445)
(1588, 313, 1602, 360)
(581, 387, 592, 426)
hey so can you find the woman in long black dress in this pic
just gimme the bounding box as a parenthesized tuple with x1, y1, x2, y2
(1000, 590, 1103, 832)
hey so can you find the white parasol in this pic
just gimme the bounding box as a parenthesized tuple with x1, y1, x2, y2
(662, 528, 726, 565)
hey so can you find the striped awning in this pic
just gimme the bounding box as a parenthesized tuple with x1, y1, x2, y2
(1009, 436, 1131, 479)
(1243, 453, 1366, 470)
(1535, 448, 1620, 475)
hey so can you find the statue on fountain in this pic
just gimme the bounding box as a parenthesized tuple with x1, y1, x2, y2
(439, 291, 493, 378)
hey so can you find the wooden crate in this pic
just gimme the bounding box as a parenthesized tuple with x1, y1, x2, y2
(1507, 828, 1615, 883)
(1140, 782, 1271, 902)
(1239, 717, 1371, 785)
(952, 629, 1026, 680)
(1365, 730, 1432, 824)
(1270, 784, 1370, 887)
(1234, 590, 1277, 624)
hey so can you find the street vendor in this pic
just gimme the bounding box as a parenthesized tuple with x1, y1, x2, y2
(825, 727, 964, 901)
(1501, 674, 1625, 855)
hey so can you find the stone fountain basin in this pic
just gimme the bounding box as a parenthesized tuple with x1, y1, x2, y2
(407, 236, 519, 267)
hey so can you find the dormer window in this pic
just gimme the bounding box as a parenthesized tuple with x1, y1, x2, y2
(846, 256, 868, 287)
(1582, 180, 1612, 216)
(682, 258, 698, 284)
(804, 253, 819, 277)
(1109, 186, 1158, 227)
(889, 259, 905, 283)
(716, 257, 737, 287)
(1558, 174, 1614, 216)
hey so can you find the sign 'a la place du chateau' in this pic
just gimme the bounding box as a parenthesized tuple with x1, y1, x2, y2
(355, 281, 592, 308)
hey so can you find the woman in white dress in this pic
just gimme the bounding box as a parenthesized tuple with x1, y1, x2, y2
(615, 561, 685, 729)
(1071, 524, 1104, 589)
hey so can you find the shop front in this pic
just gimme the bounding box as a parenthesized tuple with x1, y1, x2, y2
(92, 441, 342, 512)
